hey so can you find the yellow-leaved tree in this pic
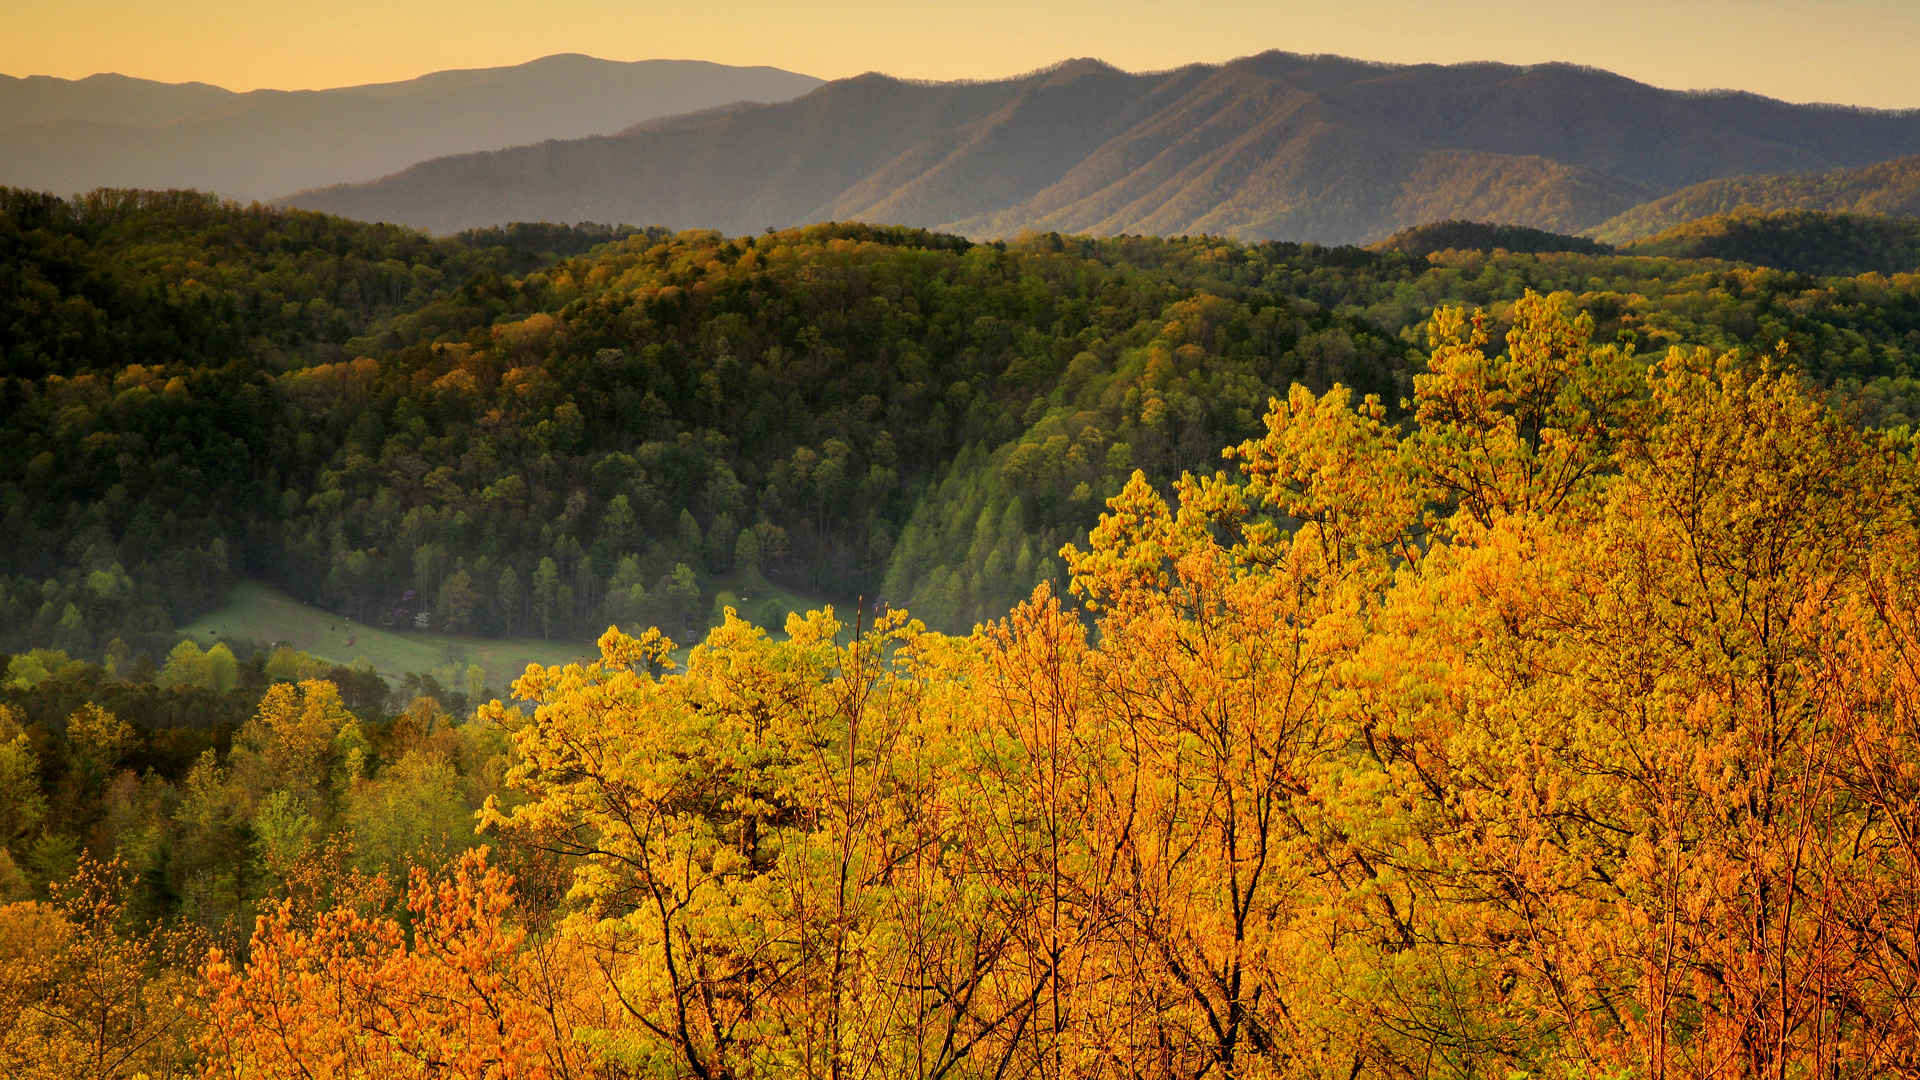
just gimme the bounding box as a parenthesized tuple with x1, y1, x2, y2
(0, 856, 196, 1080)
(189, 290, 1920, 1080)
(482, 610, 1064, 1080)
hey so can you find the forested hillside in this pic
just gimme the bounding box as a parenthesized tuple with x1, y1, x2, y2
(1623, 208, 1920, 275)
(1368, 219, 1613, 257)
(1589, 153, 1920, 243)
(11, 188, 1920, 672)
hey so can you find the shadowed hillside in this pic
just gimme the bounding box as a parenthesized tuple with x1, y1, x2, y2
(1623, 209, 1920, 276)
(286, 51, 1920, 243)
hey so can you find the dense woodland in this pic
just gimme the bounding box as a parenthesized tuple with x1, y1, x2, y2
(1625, 209, 1920, 277)
(9, 189, 1920, 674)
(8, 281, 1920, 1077)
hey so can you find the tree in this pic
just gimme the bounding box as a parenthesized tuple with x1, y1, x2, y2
(733, 527, 762, 579)
(230, 680, 361, 818)
(530, 557, 561, 639)
(1407, 290, 1641, 532)
(655, 562, 701, 640)
(198, 848, 581, 1080)
(436, 568, 478, 633)
(481, 612, 1022, 1079)
(52, 602, 88, 656)
(67, 702, 136, 774)
(159, 640, 214, 691)
(103, 638, 132, 681)
(0, 706, 46, 856)
(599, 493, 637, 556)
(343, 749, 475, 878)
(0, 857, 196, 1080)
(497, 566, 520, 636)
(205, 642, 240, 694)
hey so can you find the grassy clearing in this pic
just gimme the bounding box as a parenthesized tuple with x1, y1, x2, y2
(179, 578, 858, 692)
(179, 581, 593, 690)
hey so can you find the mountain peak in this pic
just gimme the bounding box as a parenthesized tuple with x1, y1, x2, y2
(1040, 58, 1119, 77)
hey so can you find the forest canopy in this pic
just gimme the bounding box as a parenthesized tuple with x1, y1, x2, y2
(6, 289, 1920, 1077)
(8, 189, 1920, 676)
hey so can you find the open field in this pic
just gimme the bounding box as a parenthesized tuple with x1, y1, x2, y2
(179, 578, 859, 692)
(179, 581, 595, 690)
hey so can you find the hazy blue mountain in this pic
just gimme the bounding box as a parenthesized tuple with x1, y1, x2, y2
(0, 55, 822, 201)
(285, 52, 1920, 243)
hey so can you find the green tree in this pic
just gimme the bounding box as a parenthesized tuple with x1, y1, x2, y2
(496, 567, 520, 636)
(655, 563, 701, 640)
(0, 707, 46, 854)
(530, 558, 561, 639)
(51, 603, 87, 656)
(437, 568, 478, 632)
(733, 527, 763, 579)
(158, 640, 212, 690)
(206, 642, 240, 693)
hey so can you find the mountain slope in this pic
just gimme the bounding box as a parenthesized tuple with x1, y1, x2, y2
(0, 55, 822, 201)
(286, 52, 1920, 244)
(1623, 209, 1920, 276)
(1589, 155, 1920, 243)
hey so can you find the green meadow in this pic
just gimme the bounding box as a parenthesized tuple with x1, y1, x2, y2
(178, 577, 859, 692)
(178, 581, 594, 691)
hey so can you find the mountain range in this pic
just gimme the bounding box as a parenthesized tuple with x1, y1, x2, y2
(12, 50, 1920, 247)
(0, 55, 822, 201)
(282, 52, 1920, 244)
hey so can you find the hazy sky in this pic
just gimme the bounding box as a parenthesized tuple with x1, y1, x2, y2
(6, 0, 1918, 109)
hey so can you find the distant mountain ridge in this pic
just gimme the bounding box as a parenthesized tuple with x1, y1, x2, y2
(285, 52, 1920, 244)
(0, 55, 823, 201)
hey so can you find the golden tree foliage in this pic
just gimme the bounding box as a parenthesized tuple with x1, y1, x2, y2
(231, 679, 366, 814)
(197, 847, 587, 1080)
(66, 702, 137, 770)
(182, 290, 1920, 1080)
(0, 857, 196, 1080)
(480, 611, 1059, 1080)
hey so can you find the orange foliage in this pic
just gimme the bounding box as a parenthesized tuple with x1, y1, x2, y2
(198, 848, 586, 1080)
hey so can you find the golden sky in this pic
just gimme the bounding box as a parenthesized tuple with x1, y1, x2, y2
(5, 0, 1918, 109)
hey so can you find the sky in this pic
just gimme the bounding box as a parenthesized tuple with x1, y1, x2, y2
(5, 0, 1918, 109)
